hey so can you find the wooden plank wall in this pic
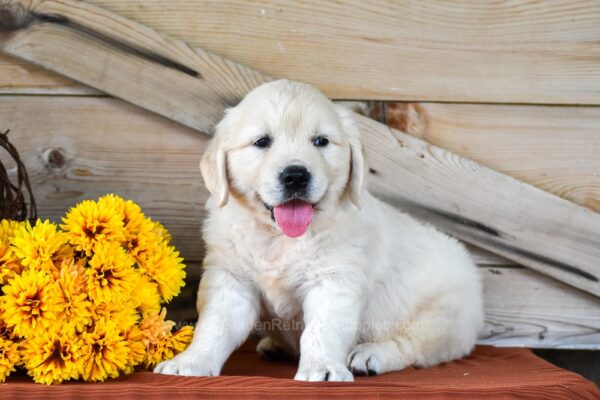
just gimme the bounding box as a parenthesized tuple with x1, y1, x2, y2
(382, 103, 600, 213)
(3, 0, 600, 104)
(1, 1, 599, 348)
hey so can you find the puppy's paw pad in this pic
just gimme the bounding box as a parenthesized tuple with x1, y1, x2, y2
(295, 362, 353, 382)
(256, 337, 293, 361)
(348, 343, 383, 376)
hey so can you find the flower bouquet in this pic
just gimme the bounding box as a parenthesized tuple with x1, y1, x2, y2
(0, 194, 193, 384)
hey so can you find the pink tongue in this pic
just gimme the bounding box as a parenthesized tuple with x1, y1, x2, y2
(273, 200, 314, 238)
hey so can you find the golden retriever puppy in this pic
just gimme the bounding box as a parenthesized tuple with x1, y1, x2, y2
(154, 80, 484, 381)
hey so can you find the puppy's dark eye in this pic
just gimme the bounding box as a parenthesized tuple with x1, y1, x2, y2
(253, 136, 272, 148)
(313, 136, 329, 147)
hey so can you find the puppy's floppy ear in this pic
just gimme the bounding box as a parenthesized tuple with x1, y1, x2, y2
(348, 135, 365, 208)
(200, 134, 229, 207)
(335, 105, 365, 208)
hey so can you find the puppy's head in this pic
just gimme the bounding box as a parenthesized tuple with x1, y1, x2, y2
(201, 80, 365, 238)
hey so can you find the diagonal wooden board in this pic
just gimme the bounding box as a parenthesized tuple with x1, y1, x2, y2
(1, 0, 599, 296)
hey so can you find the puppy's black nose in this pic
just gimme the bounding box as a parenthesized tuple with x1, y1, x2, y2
(280, 165, 310, 192)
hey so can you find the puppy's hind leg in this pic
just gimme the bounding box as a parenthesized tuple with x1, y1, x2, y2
(347, 338, 413, 376)
(256, 336, 297, 361)
(349, 299, 482, 375)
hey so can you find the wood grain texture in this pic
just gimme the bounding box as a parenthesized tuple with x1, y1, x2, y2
(481, 266, 600, 349)
(359, 113, 600, 296)
(0, 0, 269, 133)
(385, 103, 600, 212)
(2, 0, 600, 296)
(0, 95, 508, 267)
(2, 0, 600, 103)
(0, 95, 209, 259)
(168, 263, 600, 349)
(0, 52, 98, 94)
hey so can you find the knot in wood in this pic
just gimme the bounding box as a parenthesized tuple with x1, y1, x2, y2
(44, 148, 66, 170)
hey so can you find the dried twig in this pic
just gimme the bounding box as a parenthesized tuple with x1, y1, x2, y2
(0, 129, 36, 221)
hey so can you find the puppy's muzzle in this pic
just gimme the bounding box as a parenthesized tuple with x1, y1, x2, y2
(280, 165, 310, 197)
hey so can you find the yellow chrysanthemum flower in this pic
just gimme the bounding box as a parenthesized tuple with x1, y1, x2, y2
(86, 241, 136, 304)
(0, 220, 22, 243)
(80, 318, 129, 382)
(138, 243, 186, 303)
(131, 270, 161, 317)
(50, 244, 75, 275)
(123, 218, 159, 263)
(0, 337, 19, 382)
(21, 326, 82, 384)
(1, 269, 61, 338)
(11, 220, 67, 274)
(139, 308, 171, 342)
(150, 220, 172, 244)
(0, 195, 189, 384)
(0, 309, 14, 341)
(144, 326, 193, 369)
(100, 195, 147, 242)
(0, 242, 22, 286)
(58, 258, 87, 294)
(165, 325, 193, 355)
(139, 308, 193, 368)
(122, 326, 146, 374)
(0, 220, 23, 285)
(55, 263, 93, 332)
(61, 199, 125, 256)
(92, 300, 139, 333)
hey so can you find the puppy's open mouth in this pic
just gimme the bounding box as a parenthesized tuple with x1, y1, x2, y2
(263, 199, 315, 238)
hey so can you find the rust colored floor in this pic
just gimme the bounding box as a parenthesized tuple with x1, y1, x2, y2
(2, 341, 599, 399)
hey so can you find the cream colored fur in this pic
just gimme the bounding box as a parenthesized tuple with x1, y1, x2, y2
(154, 80, 484, 381)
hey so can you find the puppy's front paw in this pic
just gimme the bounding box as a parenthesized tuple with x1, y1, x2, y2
(154, 350, 220, 377)
(294, 360, 353, 382)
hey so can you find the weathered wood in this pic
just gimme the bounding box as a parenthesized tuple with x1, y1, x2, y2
(359, 114, 600, 296)
(385, 103, 600, 213)
(167, 263, 600, 349)
(9, 95, 599, 268)
(0, 0, 269, 134)
(0, 95, 209, 259)
(480, 266, 600, 349)
(2, 0, 600, 296)
(0, 53, 99, 94)
(0, 95, 509, 266)
(2, 0, 600, 104)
